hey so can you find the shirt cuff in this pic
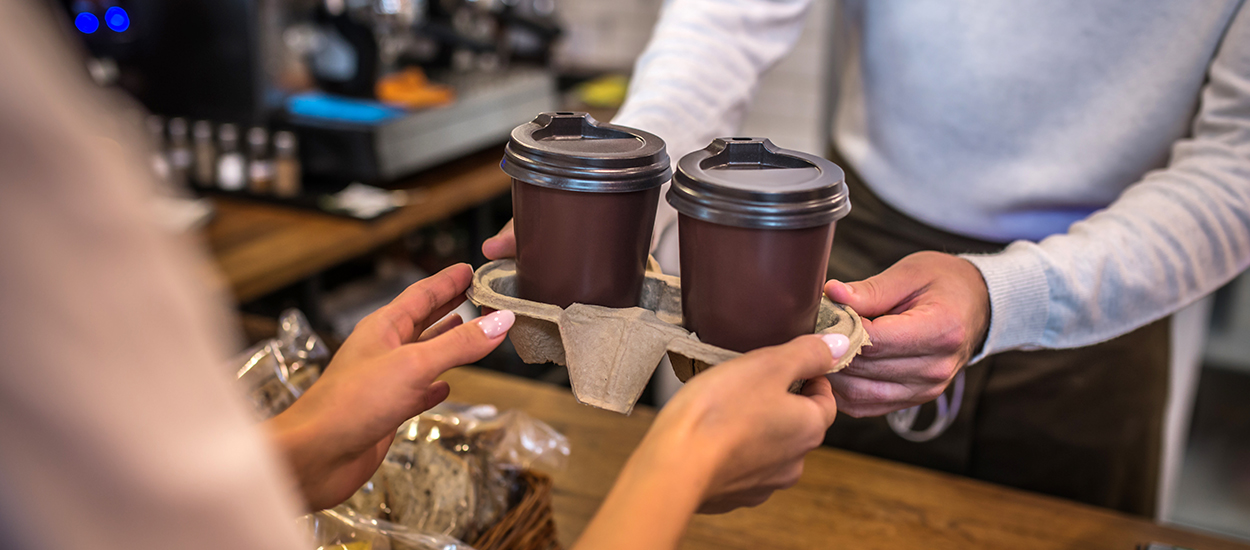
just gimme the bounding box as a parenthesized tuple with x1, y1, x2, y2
(960, 242, 1051, 363)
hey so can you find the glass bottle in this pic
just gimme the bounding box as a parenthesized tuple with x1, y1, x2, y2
(192, 120, 216, 187)
(247, 126, 274, 195)
(273, 131, 302, 198)
(216, 123, 246, 191)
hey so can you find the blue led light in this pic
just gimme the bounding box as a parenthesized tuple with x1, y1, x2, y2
(104, 7, 129, 32)
(74, 12, 99, 34)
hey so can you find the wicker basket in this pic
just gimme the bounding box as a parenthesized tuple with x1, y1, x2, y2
(471, 470, 560, 550)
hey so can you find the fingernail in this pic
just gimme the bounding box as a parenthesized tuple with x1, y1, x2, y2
(835, 281, 854, 296)
(821, 333, 851, 360)
(476, 310, 515, 339)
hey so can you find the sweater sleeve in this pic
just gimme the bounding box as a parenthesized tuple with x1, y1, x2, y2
(963, 3, 1250, 360)
(612, 0, 814, 251)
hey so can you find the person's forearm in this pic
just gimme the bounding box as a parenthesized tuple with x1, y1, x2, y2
(961, 5, 1250, 359)
(613, 0, 813, 260)
(572, 433, 717, 550)
(614, 0, 812, 159)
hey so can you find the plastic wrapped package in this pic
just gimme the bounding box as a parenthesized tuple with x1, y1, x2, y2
(231, 312, 569, 548)
(234, 309, 331, 418)
(294, 405, 568, 549)
(342, 404, 570, 544)
(300, 506, 466, 550)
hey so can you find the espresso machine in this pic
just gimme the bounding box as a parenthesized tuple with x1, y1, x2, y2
(56, 0, 561, 186)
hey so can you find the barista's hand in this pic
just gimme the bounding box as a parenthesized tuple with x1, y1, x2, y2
(482, 219, 516, 260)
(265, 264, 514, 511)
(823, 251, 989, 418)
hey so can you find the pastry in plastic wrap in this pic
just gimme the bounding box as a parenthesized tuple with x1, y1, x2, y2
(385, 437, 477, 540)
(296, 404, 570, 549)
(234, 309, 330, 418)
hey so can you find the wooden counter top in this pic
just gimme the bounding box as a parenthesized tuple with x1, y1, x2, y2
(441, 367, 1249, 550)
(204, 147, 511, 302)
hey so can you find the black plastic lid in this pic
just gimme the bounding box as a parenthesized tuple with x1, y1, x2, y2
(502, 112, 672, 193)
(667, 138, 850, 229)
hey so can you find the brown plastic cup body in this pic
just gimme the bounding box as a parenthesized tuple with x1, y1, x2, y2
(513, 178, 660, 309)
(678, 215, 836, 353)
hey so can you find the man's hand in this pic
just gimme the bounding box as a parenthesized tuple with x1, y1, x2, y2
(823, 251, 989, 418)
(265, 264, 515, 511)
(482, 219, 515, 260)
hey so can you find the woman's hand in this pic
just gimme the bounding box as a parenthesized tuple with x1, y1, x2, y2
(643, 334, 844, 512)
(264, 264, 514, 511)
(574, 334, 845, 550)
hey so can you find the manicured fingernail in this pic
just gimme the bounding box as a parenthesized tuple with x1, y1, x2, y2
(476, 310, 515, 339)
(821, 333, 850, 359)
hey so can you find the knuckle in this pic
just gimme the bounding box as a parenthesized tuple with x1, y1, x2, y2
(916, 385, 945, 403)
(395, 344, 427, 366)
(935, 323, 967, 351)
(358, 305, 395, 332)
(920, 363, 954, 385)
(839, 404, 871, 419)
(858, 277, 881, 300)
(779, 463, 804, 489)
(843, 382, 889, 405)
(744, 491, 772, 508)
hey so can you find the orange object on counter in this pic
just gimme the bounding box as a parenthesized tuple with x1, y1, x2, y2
(376, 67, 456, 109)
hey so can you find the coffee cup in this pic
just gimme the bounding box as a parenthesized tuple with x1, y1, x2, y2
(667, 138, 850, 352)
(502, 112, 671, 308)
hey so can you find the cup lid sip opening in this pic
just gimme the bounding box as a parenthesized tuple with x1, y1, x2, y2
(502, 112, 672, 193)
(667, 137, 850, 229)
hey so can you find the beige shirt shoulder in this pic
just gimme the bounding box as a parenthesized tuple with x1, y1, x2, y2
(0, 3, 307, 549)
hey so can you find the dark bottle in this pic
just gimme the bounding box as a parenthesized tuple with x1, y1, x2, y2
(273, 131, 302, 198)
(247, 127, 274, 195)
(502, 112, 671, 309)
(667, 138, 850, 353)
(192, 120, 216, 187)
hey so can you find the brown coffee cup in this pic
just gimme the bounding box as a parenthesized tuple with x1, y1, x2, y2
(502, 112, 671, 309)
(667, 138, 850, 353)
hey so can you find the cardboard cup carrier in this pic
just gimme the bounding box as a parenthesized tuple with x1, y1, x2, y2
(475, 118, 867, 414)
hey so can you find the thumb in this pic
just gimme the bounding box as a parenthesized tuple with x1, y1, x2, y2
(397, 310, 514, 381)
(751, 335, 843, 383)
(482, 219, 516, 260)
(824, 267, 923, 318)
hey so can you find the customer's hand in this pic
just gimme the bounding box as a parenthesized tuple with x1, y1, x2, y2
(265, 264, 515, 511)
(572, 335, 844, 550)
(823, 251, 989, 417)
(637, 334, 844, 512)
(664, 335, 844, 512)
(482, 219, 516, 260)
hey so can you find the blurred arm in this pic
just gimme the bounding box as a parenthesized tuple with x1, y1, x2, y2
(613, 0, 815, 255)
(0, 3, 308, 549)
